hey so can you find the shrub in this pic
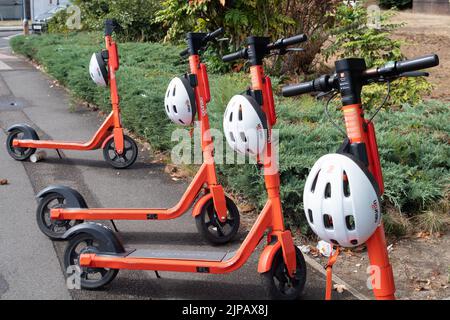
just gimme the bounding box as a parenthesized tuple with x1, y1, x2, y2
(155, 0, 340, 75)
(325, 1, 433, 108)
(48, 0, 164, 42)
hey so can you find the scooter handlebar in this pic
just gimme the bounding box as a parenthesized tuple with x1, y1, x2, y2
(222, 48, 248, 63)
(204, 27, 224, 42)
(282, 75, 334, 97)
(282, 81, 314, 97)
(270, 34, 308, 50)
(365, 54, 439, 79)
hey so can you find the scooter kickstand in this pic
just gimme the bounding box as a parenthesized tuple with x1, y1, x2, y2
(56, 149, 63, 159)
(155, 271, 161, 279)
(110, 220, 119, 232)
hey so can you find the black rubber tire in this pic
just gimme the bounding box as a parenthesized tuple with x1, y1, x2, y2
(36, 193, 83, 240)
(102, 135, 138, 169)
(64, 233, 118, 290)
(6, 129, 36, 161)
(261, 246, 307, 300)
(195, 196, 240, 245)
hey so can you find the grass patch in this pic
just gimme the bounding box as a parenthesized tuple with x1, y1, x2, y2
(10, 32, 450, 236)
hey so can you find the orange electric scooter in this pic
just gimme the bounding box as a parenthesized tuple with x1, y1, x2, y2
(35, 28, 241, 245)
(282, 54, 440, 300)
(6, 20, 138, 169)
(59, 35, 309, 299)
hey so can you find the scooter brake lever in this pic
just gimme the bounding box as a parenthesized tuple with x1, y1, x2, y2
(316, 90, 336, 100)
(399, 71, 430, 78)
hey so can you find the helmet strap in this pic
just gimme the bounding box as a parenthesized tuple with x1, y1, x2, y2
(325, 246, 340, 300)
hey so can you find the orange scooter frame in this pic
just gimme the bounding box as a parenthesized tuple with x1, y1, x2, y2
(36, 29, 239, 245)
(342, 104, 395, 300)
(6, 20, 137, 169)
(283, 55, 439, 299)
(62, 35, 309, 300)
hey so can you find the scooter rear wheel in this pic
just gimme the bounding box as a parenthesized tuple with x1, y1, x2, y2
(6, 129, 36, 161)
(195, 196, 240, 245)
(64, 233, 118, 290)
(103, 135, 138, 169)
(36, 193, 83, 240)
(261, 246, 307, 300)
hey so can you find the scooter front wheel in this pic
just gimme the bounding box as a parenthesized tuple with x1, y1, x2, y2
(195, 196, 240, 245)
(36, 193, 83, 240)
(6, 129, 36, 161)
(261, 246, 307, 300)
(103, 135, 138, 169)
(64, 233, 118, 290)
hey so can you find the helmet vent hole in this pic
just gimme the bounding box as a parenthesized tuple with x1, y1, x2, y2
(350, 240, 358, 246)
(324, 183, 331, 199)
(240, 132, 247, 143)
(229, 112, 233, 122)
(173, 105, 178, 114)
(330, 239, 339, 245)
(166, 89, 170, 98)
(166, 105, 170, 113)
(323, 214, 334, 229)
(172, 86, 176, 96)
(345, 215, 356, 230)
(343, 171, 350, 197)
(308, 209, 314, 224)
(179, 119, 185, 124)
(311, 170, 320, 193)
(238, 106, 243, 121)
(229, 132, 235, 142)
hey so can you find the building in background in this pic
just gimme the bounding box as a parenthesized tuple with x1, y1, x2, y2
(0, 0, 23, 20)
(0, 0, 70, 21)
(30, 0, 70, 21)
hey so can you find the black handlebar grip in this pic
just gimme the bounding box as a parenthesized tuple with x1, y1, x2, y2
(282, 81, 315, 97)
(207, 27, 224, 41)
(222, 48, 248, 63)
(180, 48, 189, 57)
(396, 54, 439, 73)
(282, 34, 308, 47)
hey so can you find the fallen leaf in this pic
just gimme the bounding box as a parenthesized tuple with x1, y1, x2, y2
(416, 232, 430, 239)
(0, 179, 8, 185)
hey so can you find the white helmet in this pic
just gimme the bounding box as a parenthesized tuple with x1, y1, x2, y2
(89, 52, 108, 87)
(303, 153, 382, 248)
(223, 95, 268, 156)
(164, 76, 196, 126)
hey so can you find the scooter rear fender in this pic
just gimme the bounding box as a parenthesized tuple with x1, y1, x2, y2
(7, 124, 39, 140)
(62, 222, 125, 254)
(36, 185, 88, 208)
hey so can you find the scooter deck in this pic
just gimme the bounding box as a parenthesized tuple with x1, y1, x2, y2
(126, 249, 236, 262)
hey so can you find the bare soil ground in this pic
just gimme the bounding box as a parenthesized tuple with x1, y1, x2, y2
(298, 11, 450, 300)
(392, 11, 450, 100)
